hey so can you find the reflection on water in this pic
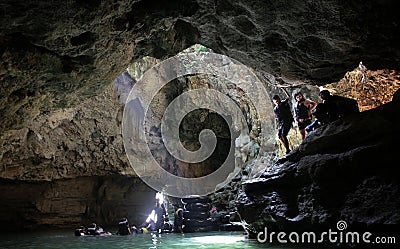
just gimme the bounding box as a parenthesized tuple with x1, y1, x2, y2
(0, 230, 280, 249)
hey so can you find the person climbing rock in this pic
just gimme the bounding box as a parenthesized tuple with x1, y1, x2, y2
(319, 89, 359, 121)
(306, 102, 330, 132)
(272, 88, 294, 154)
(294, 91, 317, 140)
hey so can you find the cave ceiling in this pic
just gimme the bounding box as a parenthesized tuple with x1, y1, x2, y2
(1, 0, 399, 132)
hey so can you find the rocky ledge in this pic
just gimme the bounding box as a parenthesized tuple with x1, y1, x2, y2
(238, 97, 400, 241)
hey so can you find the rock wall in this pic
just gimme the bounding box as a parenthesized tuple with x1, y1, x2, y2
(0, 51, 268, 229)
(0, 84, 134, 181)
(1, 0, 400, 232)
(1, 0, 399, 132)
(238, 99, 400, 237)
(0, 176, 155, 231)
(325, 66, 400, 111)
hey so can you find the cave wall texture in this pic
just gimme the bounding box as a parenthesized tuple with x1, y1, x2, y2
(0, 176, 156, 230)
(1, 0, 399, 132)
(1, 0, 400, 230)
(238, 100, 400, 237)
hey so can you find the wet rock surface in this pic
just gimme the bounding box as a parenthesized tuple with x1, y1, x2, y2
(238, 99, 400, 236)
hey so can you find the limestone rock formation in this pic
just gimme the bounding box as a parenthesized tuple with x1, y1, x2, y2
(325, 65, 400, 111)
(0, 176, 155, 231)
(238, 99, 400, 238)
(1, 0, 399, 132)
(0, 84, 134, 181)
(1, 0, 400, 231)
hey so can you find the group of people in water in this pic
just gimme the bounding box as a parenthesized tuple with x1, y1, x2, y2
(75, 194, 185, 236)
(115, 202, 183, 235)
(74, 223, 111, 236)
(273, 88, 359, 154)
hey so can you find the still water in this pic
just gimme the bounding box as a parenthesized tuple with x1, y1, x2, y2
(0, 230, 285, 249)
